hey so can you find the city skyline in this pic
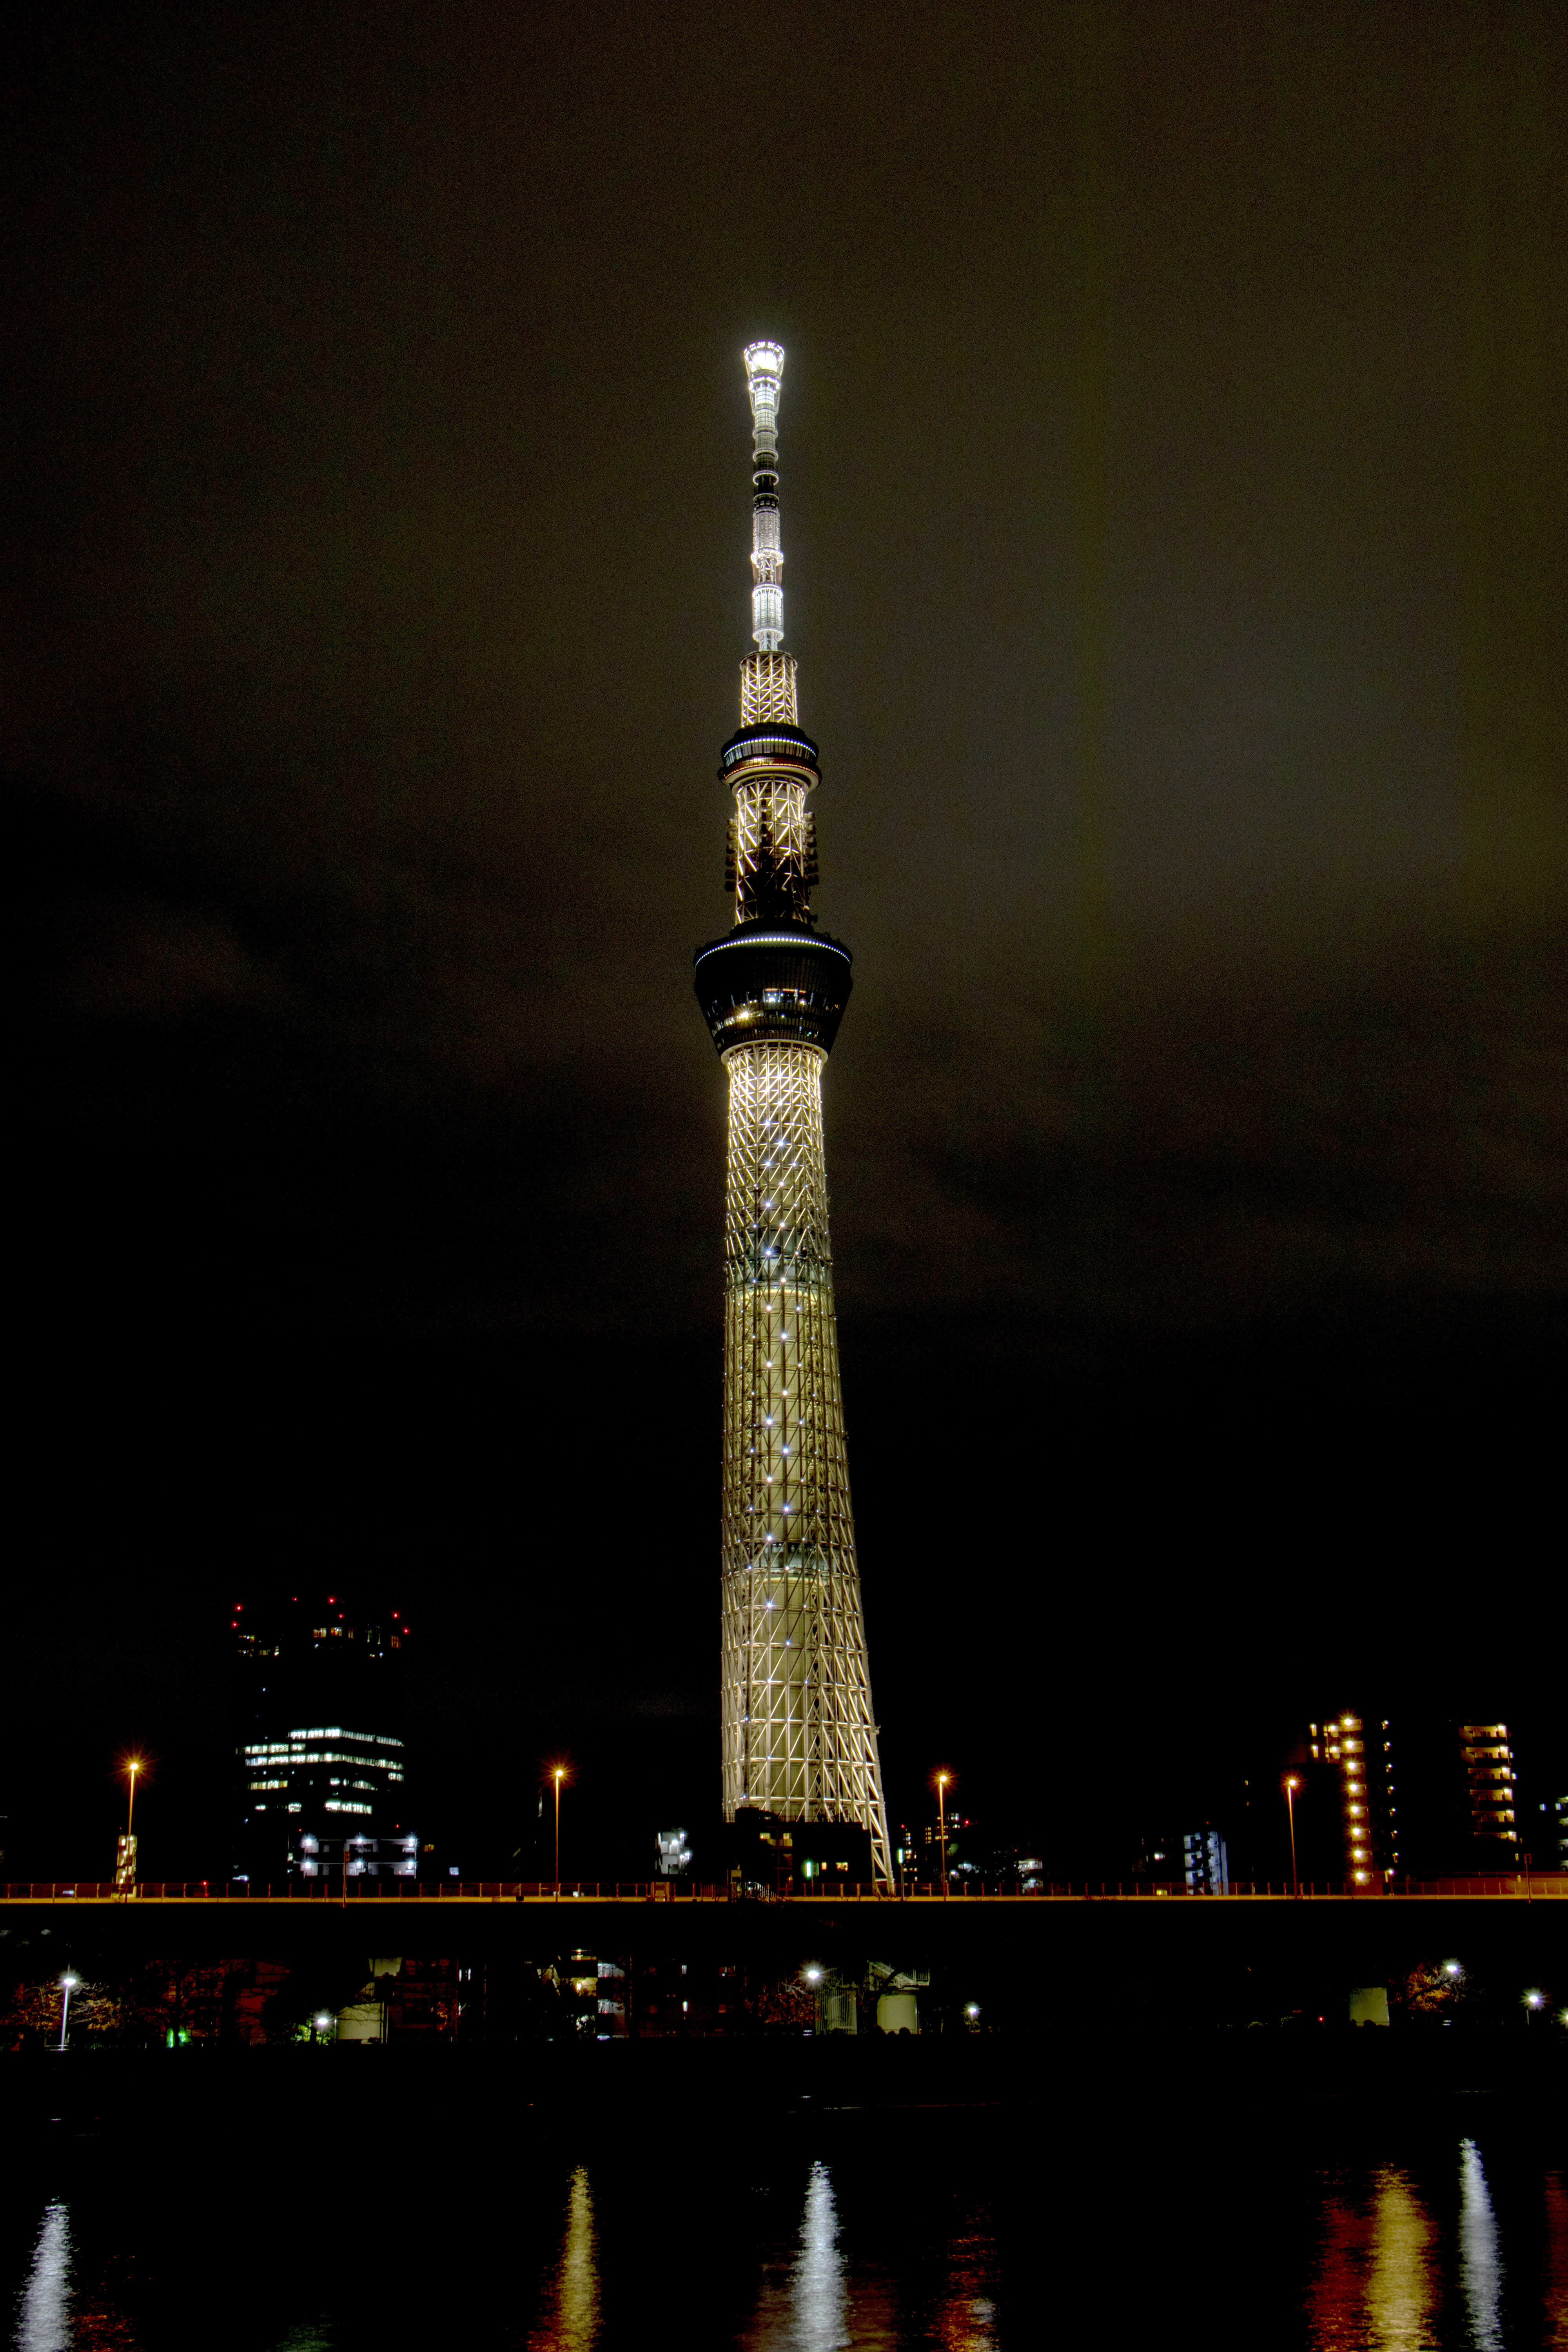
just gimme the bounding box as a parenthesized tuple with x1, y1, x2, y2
(7, 4, 1564, 1882)
(7, 1580, 1563, 1887)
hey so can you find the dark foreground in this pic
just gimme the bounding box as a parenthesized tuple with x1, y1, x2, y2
(6, 2022, 1568, 2132)
(3, 2037, 1565, 2350)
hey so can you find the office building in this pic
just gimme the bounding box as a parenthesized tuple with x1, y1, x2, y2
(232, 1591, 415, 1879)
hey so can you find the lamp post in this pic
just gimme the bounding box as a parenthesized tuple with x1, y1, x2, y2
(57, 1973, 80, 2052)
(1284, 1777, 1301, 1899)
(936, 1772, 951, 1900)
(552, 1767, 566, 1897)
(116, 1759, 142, 1900)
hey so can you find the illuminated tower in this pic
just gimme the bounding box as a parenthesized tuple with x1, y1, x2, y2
(693, 341, 892, 1887)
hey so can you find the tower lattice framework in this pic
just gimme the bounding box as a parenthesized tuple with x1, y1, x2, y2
(694, 343, 891, 1887)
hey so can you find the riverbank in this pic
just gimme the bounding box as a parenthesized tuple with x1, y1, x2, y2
(7, 2027, 1564, 2147)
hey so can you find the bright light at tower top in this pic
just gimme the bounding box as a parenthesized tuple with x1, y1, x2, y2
(744, 339, 784, 472)
(744, 341, 786, 652)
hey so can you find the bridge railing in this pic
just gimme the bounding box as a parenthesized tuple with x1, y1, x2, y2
(2, 1875, 1563, 1904)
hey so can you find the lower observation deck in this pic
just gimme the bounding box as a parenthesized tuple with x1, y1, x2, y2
(694, 922, 852, 1055)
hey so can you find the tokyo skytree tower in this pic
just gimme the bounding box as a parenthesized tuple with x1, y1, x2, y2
(693, 342, 892, 1888)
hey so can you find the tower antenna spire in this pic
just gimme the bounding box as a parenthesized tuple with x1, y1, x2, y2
(692, 341, 893, 1891)
(739, 344, 797, 729)
(744, 340, 786, 650)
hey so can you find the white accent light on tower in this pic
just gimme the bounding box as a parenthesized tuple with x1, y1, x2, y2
(744, 341, 787, 649)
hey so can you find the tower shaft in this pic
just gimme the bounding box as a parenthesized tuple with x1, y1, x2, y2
(720, 1044, 885, 1861)
(695, 341, 891, 1888)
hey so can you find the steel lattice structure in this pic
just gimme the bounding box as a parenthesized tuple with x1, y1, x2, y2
(693, 343, 892, 1887)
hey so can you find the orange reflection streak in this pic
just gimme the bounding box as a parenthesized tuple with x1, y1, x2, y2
(1543, 2169, 1568, 2348)
(526, 2165, 599, 2352)
(933, 2220, 1000, 2352)
(1307, 2166, 1436, 2350)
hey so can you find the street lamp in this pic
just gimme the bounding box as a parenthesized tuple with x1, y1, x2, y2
(117, 1758, 143, 1899)
(58, 1973, 80, 2053)
(936, 1772, 951, 1899)
(1524, 1990, 1544, 2025)
(1283, 1776, 1301, 1899)
(552, 1767, 566, 1896)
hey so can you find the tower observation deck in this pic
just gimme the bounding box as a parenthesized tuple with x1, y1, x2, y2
(693, 341, 892, 1888)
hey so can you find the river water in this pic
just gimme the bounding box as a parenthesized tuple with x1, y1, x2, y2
(4, 2107, 1565, 2348)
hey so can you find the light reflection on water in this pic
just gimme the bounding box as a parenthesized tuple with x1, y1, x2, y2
(1309, 2166, 1436, 2349)
(7, 2129, 1565, 2349)
(16, 2203, 70, 2352)
(1302, 2136, 1566, 2352)
(1459, 2138, 1504, 2352)
(787, 2161, 848, 2352)
(1546, 2175, 1568, 2350)
(929, 2224, 998, 2352)
(741, 2159, 853, 2352)
(1363, 2168, 1436, 2351)
(527, 2166, 599, 2352)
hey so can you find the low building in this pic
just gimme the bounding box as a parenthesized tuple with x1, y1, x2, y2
(1181, 1827, 1230, 1894)
(655, 1828, 691, 1877)
(295, 1831, 417, 1880)
(706, 1808, 873, 1894)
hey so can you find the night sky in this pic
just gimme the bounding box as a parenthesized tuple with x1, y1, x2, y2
(8, 4, 1565, 1882)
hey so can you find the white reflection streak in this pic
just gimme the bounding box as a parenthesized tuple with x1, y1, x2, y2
(16, 2202, 71, 2352)
(791, 2162, 846, 2352)
(1460, 2138, 1504, 2351)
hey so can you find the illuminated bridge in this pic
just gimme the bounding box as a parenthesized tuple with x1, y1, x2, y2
(4, 1877, 1562, 1906)
(3, 1877, 1560, 2004)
